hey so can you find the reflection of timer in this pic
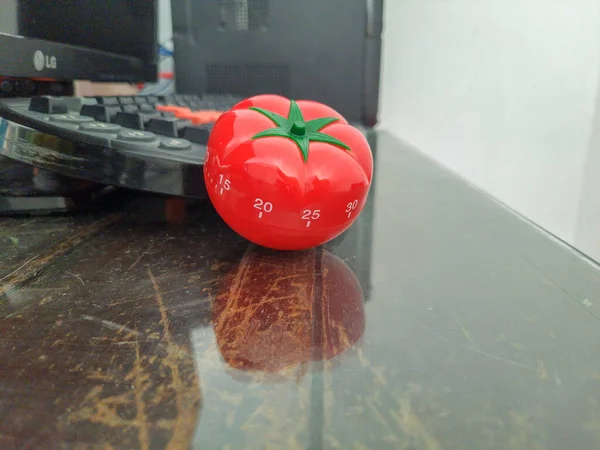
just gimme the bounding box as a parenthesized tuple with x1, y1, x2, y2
(213, 247, 365, 380)
(204, 94, 373, 250)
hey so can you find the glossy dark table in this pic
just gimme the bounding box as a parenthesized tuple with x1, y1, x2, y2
(1, 131, 600, 449)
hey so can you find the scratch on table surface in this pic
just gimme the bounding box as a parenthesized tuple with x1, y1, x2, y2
(68, 385, 175, 433)
(365, 395, 394, 436)
(66, 271, 85, 286)
(0, 214, 122, 297)
(170, 293, 213, 311)
(0, 256, 39, 284)
(211, 245, 255, 336)
(127, 242, 154, 271)
(412, 317, 536, 372)
(148, 268, 173, 341)
(522, 255, 600, 324)
(391, 395, 442, 450)
(536, 359, 547, 380)
(453, 312, 475, 346)
(148, 268, 200, 449)
(68, 272, 200, 447)
(130, 331, 150, 450)
(106, 284, 211, 308)
(221, 246, 253, 317)
(82, 315, 139, 336)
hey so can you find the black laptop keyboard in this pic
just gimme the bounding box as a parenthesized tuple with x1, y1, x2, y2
(0, 93, 245, 198)
(25, 94, 242, 147)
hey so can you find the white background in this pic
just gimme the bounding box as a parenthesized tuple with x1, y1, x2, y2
(378, 0, 600, 262)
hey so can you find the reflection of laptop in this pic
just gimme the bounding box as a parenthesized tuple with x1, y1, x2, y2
(0, 157, 109, 214)
(171, 0, 383, 127)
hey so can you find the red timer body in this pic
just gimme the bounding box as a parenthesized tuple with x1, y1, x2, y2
(204, 95, 373, 250)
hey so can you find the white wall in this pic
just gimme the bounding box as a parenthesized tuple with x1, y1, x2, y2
(576, 67, 600, 260)
(379, 0, 600, 260)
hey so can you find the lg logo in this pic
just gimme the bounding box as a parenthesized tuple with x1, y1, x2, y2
(33, 50, 57, 71)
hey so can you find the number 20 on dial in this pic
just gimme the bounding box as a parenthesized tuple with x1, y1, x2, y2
(204, 94, 373, 250)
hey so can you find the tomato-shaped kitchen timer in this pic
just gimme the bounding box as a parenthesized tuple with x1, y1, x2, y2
(204, 94, 373, 250)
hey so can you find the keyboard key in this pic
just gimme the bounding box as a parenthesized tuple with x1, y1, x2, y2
(49, 114, 95, 124)
(218, 101, 237, 111)
(139, 111, 162, 126)
(134, 97, 149, 105)
(210, 96, 242, 111)
(95, 96, 120, 106)
(147, 98, 162, 106)
(185, 94, 201, 103)
(147, 118, 192, 137)
(121, 104, 139, 113)
(80, 122, 121, 133)
(29, 96, 68, 114)
(118, 96, 134, 105)
(117, 130, 156, 143)
(197, 97, 235, 111)
(183, 124, 213, 145)
(159, 138, 192, 150)
(114, 112, 145, 130)
(161, 111, 175, 119)
(196, 99, 217, 110)
(139, 104, 156, 113)
(64, 97, 97, 113)
(80, 104, 121, 122)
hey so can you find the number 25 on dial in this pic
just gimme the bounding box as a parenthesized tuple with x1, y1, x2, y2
(301, 209, 320, 227)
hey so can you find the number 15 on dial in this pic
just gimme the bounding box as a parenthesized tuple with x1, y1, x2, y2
(216, 174, 230, 196)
